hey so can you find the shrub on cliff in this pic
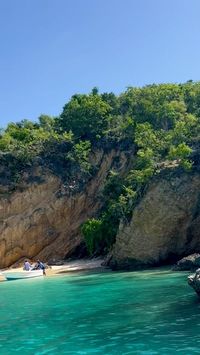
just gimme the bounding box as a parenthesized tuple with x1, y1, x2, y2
(81, 214, 118, 256)
(59, 90, 112, 141)
(81, 219, 103, 255)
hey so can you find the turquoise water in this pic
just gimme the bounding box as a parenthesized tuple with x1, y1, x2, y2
(0, 268, 199, 354)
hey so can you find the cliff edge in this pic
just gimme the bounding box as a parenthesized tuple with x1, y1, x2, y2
(108, 168, 200, 270)
(0, 148, 129, 268)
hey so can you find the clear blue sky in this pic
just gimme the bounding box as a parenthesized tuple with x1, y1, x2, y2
(0, 0, 200, 127)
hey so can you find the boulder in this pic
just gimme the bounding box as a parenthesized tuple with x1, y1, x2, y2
(188, 269, 200, 296)
(173, 253, 200, 271)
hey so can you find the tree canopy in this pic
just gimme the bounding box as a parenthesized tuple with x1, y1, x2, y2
(59, 91, 111, 141)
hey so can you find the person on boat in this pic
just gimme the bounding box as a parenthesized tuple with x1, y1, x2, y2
(23, 260, 32, 271)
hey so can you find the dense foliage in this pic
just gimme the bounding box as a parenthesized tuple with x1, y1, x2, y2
(1, 82, 200, 255)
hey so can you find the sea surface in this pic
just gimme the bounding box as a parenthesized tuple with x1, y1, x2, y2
(0, 268, 199, 354)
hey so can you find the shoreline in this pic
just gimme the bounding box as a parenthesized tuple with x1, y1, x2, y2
(0, 258, 106, 282)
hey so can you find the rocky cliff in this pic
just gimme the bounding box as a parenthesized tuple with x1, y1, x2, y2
(108, 168, 200, 270)
(0, 148, 130, 268)
(1, 145, 200, 270)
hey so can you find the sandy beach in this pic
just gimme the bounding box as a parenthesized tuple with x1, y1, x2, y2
(0, 258, 106, 282)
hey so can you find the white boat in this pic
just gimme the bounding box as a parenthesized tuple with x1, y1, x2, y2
(2, 269, 44, 280)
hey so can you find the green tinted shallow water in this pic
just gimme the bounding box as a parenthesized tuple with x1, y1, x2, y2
(0, 268, 199, 354)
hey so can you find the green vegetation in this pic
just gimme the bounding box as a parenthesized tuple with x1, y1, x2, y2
(1, 82, 200, 254)
(59, 88, 111, 141)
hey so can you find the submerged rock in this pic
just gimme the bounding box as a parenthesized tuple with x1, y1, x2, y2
(188, 269, 200, 296)
(173, 253, 200, 271)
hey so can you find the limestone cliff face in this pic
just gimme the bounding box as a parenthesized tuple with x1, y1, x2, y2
(0, 148, 129, 268)
(108, 171, 200, 270)
(2, 144, 200, 271)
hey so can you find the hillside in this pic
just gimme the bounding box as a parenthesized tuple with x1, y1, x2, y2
(0, 82, 200, 268)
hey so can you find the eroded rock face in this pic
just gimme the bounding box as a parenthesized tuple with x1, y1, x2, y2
(0, 148, 129, 268)
(173, 253, 200, 271)
(108, 171, 200, 270)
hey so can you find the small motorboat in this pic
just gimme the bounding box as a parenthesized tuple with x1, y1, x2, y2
(2, 269, 44, 281)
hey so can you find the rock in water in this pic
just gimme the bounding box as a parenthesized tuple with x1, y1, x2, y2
(173, 253, 200, 271)
(188, 269, 200, 296)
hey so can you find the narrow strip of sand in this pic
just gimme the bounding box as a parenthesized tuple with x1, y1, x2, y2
(0, 258, 106, 281)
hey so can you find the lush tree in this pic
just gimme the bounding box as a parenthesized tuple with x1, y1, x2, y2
(38, 115, 55, 131)
(59, 93, 111, 140)
(81, 219, 103, 255)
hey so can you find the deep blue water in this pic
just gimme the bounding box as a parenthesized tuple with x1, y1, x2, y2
(0, 268, 199, 354)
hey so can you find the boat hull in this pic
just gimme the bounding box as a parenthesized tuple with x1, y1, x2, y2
(2, 270, 43, 280)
